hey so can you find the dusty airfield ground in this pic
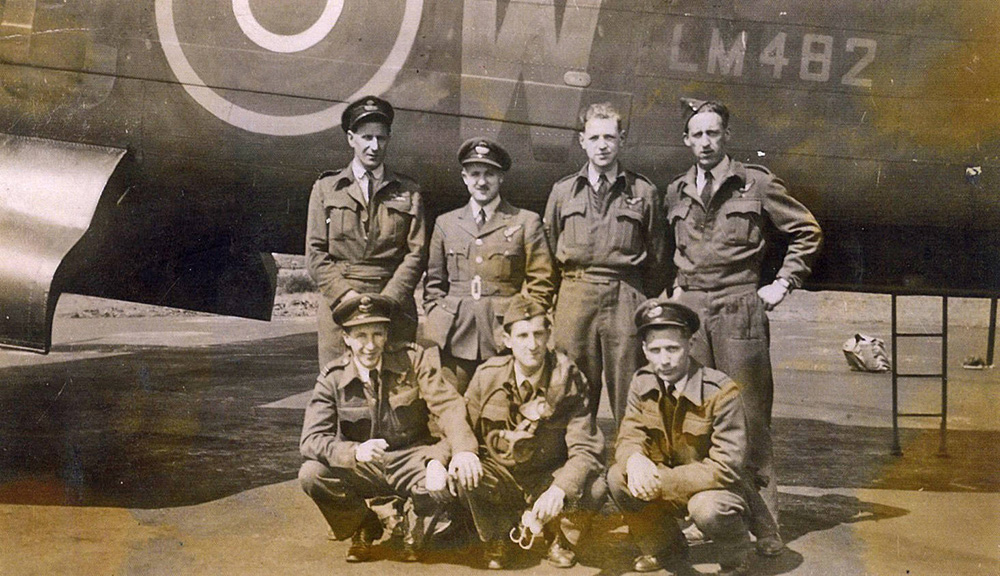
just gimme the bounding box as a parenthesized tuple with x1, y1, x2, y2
(2, 257, 998, 575)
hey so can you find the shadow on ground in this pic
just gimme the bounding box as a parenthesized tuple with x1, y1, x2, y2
(0, 333, 316, 508)
(1, 331, 997, 511)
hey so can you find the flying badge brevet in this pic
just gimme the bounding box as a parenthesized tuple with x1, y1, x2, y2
(625, 197, 642, 205)
(504, 224, 522, 239)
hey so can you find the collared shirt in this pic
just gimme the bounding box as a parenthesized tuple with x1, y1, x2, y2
(352, 357, 383, 387)
(664, 373, 686, 401)
(468, 195, 502, 223)
(351, 159, 385, 204)
(514, 361, 545, 398)
(587, 162, 620, 191)
(695, 156, 730, 204)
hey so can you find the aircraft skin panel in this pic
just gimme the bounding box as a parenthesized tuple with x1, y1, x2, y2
(0, 0, 996, 354)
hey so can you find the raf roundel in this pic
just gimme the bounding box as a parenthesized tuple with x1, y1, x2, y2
(155, 0, 425, 136)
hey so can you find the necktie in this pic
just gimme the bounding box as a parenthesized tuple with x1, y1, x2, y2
(518, 380, 532, 403)
(597, 173, 610, 198)
(364, 171, 375, 231)
(700, 170, 714, 208)
(364, 171, 375, 204)
(476, 207, 487, 229)
(370, 369, 382, 436)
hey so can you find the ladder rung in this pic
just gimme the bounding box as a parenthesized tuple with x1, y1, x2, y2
(896, 412, 944, 418)
(896, 373, 944, 378)
(896, 332, 944, 338)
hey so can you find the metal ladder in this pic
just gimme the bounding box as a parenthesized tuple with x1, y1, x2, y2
(890, 295, 948, 457)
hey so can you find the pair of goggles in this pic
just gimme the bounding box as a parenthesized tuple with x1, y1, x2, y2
(508, 510, 543, 550)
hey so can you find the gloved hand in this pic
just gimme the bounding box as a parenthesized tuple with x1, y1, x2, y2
(626, 453, 661, 501)
(355, 438, 389, 463)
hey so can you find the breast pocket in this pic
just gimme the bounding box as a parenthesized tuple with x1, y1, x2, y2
(667, 200, 693, 251)
(337, 404, 372, 441)
(445, 241, 469, 280)
(720, 199, 762, 247)
(559, 198, 589, 247)
(379, 196, 414, 246)
(612, 201, 644, 252)
(388, 385, 429, 436)
(488, 244, 524, 281)
(324, 196, 361, 242)
(680, 415, 712, 456)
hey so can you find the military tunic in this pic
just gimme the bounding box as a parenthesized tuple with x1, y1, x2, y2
(424, 200, 555, 393)
(665, 158, 822, 537)
(543, 165, 668, 424)
(305, 166, 427, 367)
(458, 351, 606, 543)
(608, 360, 750, 563)
(298, 345, 477, 540)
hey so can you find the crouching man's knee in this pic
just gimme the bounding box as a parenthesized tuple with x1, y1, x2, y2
(687, 490, 748, 540)
(299, 460, 337, 498)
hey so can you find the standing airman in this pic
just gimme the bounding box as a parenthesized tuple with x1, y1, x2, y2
(424, 138, 555, 393)
(665, 99, 823, 556)
(544, 102, 668, 425)
(306, 96, 426, 368)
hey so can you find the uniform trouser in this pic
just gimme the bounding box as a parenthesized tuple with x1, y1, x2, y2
(298, 443, 445, 541)
(607, 461, 749, 566)
(316, 277, 418, 369)
(439, 350, 480, 396)
(459, 455, 607, 546)
(553, 277, 645, 425)
(675, 286, 780, 538)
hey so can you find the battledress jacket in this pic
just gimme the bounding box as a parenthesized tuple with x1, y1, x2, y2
(614, 360, 749, 503)
(464, 351, 605, 501)
(300, 345, 478, 469)
(305, 165, 427, 306)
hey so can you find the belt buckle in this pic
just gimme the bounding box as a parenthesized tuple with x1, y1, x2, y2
(471, 275, 483, 301)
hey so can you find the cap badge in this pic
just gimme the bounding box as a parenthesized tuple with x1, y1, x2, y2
(474, 145, 490, 156)
(359, 296, 373, 313)
(647, 306, 662, 320)
(363, 100, 377, 111)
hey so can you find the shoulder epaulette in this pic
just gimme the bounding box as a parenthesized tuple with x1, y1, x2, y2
(669, 171, 689, 184)
(480, 354, 512, 369)
(554, 171, 582, 186)
(320, 356, 350, 377)
(317, 169, 339, 180)
(744, 163, 773, 175)
(392, 172, 421, 191)
(627, 170, 655, 186)
(701, 366, 733, 388)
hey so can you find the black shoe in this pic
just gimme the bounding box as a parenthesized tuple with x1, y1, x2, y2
(633, 553, 687, 575)
(401, 536, 420, 563)
(485, 540, 509, 570)
(719, 556, 750, 576)
(346, 529, 375, 563)
(755, 534, 785, 557)
(632, 554, 664, 573)
(545, 535, 577, 568)
(345, 516, 382, 563)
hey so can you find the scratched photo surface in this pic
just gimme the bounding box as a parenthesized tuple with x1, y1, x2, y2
(0, 1, 998, 575)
